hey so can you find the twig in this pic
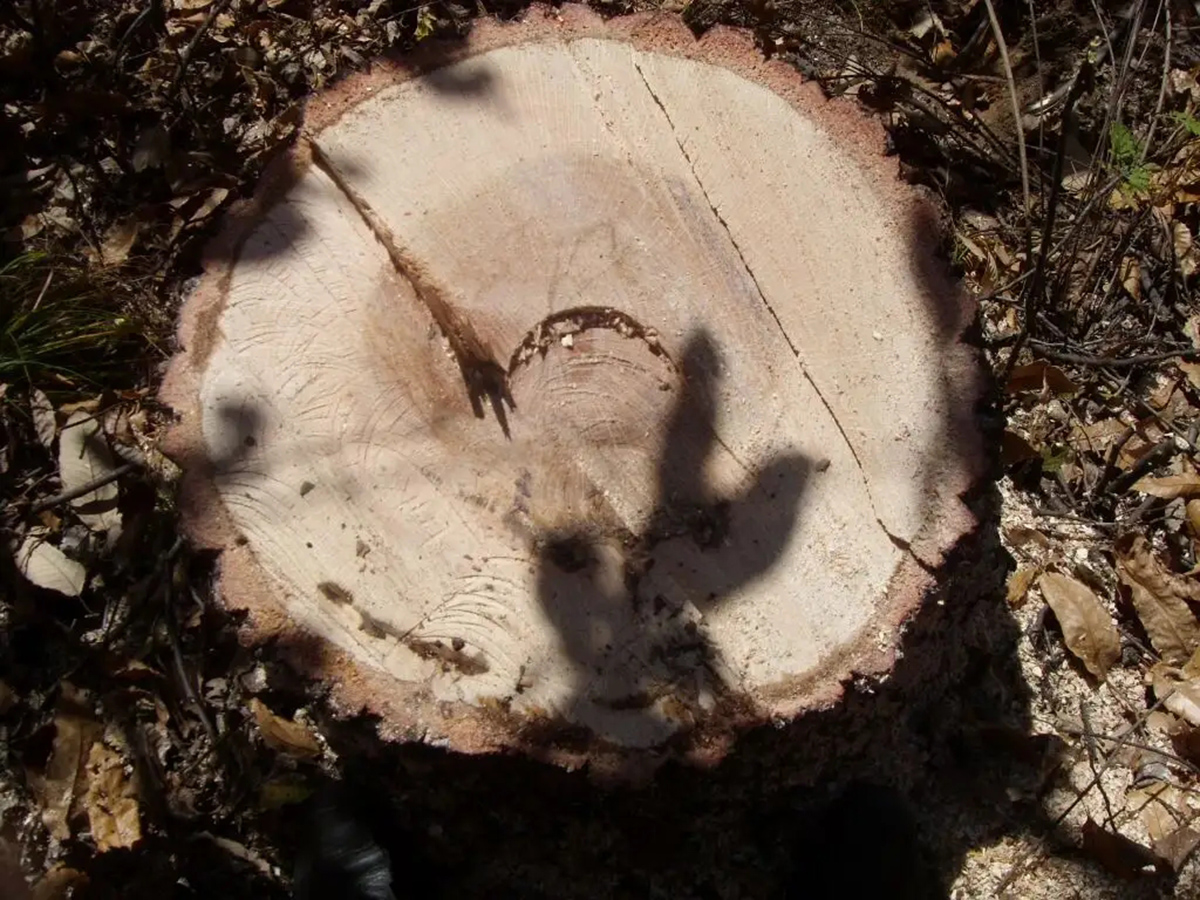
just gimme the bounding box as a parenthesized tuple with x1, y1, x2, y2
(999, 690, 1173, 894)
(31, 269, 53, 312)
(1140, 0, 1172, 161)
(1089, 426, 1135, 500)
(166, 0, 233, 100)
(1029, 344, 1200, 367)
(28, 462, 136, 513)
(1026, 0, 1045, 199)
(1109, 435, 1177, 494)
(1081, 702, 1118, 829)
(982, 0, 1031, 228)
(1003, 65, 1091, 383)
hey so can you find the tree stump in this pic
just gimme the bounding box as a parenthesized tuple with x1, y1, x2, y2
(163, 4, 983, 766)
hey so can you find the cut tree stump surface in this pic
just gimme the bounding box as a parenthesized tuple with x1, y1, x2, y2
(163, 5, 983, 764)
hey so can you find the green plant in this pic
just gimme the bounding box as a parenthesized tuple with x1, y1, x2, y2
(0, 252, 147, 390)
(1171, 110, 1200, 138)
(1108, 122, 1152, 193)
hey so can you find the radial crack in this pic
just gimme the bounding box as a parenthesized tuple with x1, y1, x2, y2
(632, 61, 885, 525)
(306, 139, 514, 437)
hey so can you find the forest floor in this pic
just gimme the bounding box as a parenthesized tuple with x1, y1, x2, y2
(4, 0, 1200, 898)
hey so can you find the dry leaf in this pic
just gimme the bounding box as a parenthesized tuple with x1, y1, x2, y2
(249, 698, 321, 757)
(1171, 720, 1200, 765)
(1116, 535, 1200, 665)
(131, 124, 170, 173)
(1038, 572, 1121, 678)
(1152, 664, 1200, 726)
(1155, 827, 1200, 873)
(1147, 374, 1181, 411)
(1081, 818, 1162, 879)
(1168, 68, 1200, 102)
(1132, 474, 1200, 500)
(1119, 256, 1142, 300)
(30, 388, 57, 450)
(1007, 361, 1078, 395)
(1133, 784, 1181, 843)
(1146, 709, 1179, 734)
(94, 218, 139, 267)
(1187, 499, 1200, 537)
(1174, 222, 1199, 279)
(59, 411, 121, 534)
(196, 833, 274, 876)
(931, 39, 955, 66)
(1005, 525, 1052, 550)
(1180, 361, 1200, 391)
(34, 701, 101, 840)
(1068, 418, 1129, 454)
(15, 534, 86, 597)
(188, 186, 229, 224)
(84, 743, 141, 852)
(1006, 565, 1039, 608)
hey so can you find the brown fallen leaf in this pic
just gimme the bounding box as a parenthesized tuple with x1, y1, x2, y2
(1180, 361, 1200, 392)
(1038, 572, 1121, 678)
(1120, 256, 1142, 300)
(1116, 534, 1200, 665)
(32, 692, 101, 840)
(84, 742, 141, 852)
(249, 698, 321, 758)
(1156, 827, 1200, 873)
(30, 388, 57, 450)
(1068, 418, 1129, 454)
(1007, 361, 1078, 395)
(1147, 374, 1181, 412)
(1188, 499, 1200, 537)
(1081, 818, 1163, 879)
(91, 218, 139, 267)
(1170, 720, 1200, 765)
(1132, 473, 1200, 500)
(1151, 664, 1200, 726)
(1131, 784, 1200, 872)
(1133, 783, 1180, 840)
(1006, 565, 1039, 608)
(58, 411, 122, 534)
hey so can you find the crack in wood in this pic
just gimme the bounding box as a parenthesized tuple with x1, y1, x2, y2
(306, 139, 514, 437)
(630, 60, 889, 534)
